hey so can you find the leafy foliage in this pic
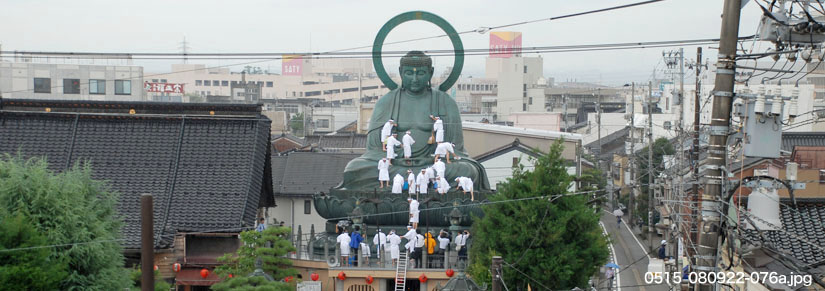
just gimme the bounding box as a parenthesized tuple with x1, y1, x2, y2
(212, 227, 297, 290)
(0, 212, 68, 290)
(634, 137, 675, 224)
(468, 141, 610, 290)
(289, 113, 305, 135)
(128, 266, 172, 291)
(0, 154, 131, 290)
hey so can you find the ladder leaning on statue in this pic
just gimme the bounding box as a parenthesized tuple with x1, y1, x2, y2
(395, 251, 409, 291)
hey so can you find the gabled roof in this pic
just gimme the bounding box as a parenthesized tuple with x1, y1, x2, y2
(782, 132, 825, 152)
(303, 133, 367, 149)
(742, 198, 825, 266)
(271, 152, 360, 196)
(272, 133, 304, 153)
(474, 138, 542, 162)
(0, 99, 272, 250)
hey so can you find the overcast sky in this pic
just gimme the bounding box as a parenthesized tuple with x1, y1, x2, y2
(0, 0, 766, 85)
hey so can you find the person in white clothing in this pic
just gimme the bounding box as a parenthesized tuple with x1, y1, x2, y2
(381, 119, 396, 151)
(408, 198, 420, 229)
(403, 225, 417, 254)
(413, 231, 426, 268)
(430, 115, 444, 143)
(373, 229, 388, 262)
(336, 229, 351, 266)
(407, 170, 417, 196)
(360, 240, 371, 266)
(385, 133, 402, 164)
(455, 176, 475, 201)
(434, 142, 459, 163)
(437, 175, 450, 194)
(377, 158, 390, 188)
(433, 158, 446, 179)
(425, 166, 436, 184)
(416, 169, 429, 195)
(402, 131, 415, 164)
(391, 174, 404, 194)
(455, 230, 470, 264)
(387, 230, 402, 266)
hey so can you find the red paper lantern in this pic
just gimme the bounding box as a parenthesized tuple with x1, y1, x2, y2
(285, 276, 294, 283)
(419, 274, 428, 283)
(311, 273, 320, 281)
(337, 271, 347, 281)
(446, 269, 455, 277)
(172, 263, 181, 272)
(153, 265, 158, 271)
(366, 275, 374, 284)
(200, 268, 209, 279)
(228, 274, 234, 278)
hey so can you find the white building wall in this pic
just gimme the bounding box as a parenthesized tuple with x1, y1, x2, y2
(481, 151, 536, 190)
(486, 57, 543, 121)
(0, 62, 144, 101)
(264, 197, 327, 236)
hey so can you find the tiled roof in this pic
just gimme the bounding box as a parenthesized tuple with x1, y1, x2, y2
(272, 152, 359, 196)
(743, 198, 825, 265)
(303, 133, 367, 149)
(0, 99, 272, 250)
(781, 132, 825, 151)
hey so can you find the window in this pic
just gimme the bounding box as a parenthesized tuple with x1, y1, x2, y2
(63, 79, 80, 94)
(523, 84, 527, 91)
(523, 103, 527, 111)
(160, 79, 167, 83)
(221, 80, 229, 86)
(512, 157, 519, 168)
(89, 79, 106, 94)
(663, 121, 672, 130)
(529, 97, 533, 105)
(152, 79, 158, 82)
(204, 80, 211, 86)
(115, 80, 131, 95)
(266, 81, 273, 87)
(213, 80, 220, 86)
(196, 80, 202, 86)
(524, 65, 528, 73)
(317, 119, 330, 128)
(34, 78, 51, 93)
(304, 200, 311, 215)
(820, 170, 825, 184)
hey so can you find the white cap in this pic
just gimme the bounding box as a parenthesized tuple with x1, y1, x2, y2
(661, 240, 667, 245)
(406, 130, 411, 134)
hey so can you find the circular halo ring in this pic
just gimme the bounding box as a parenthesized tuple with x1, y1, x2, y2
(372, 11, 464, 92)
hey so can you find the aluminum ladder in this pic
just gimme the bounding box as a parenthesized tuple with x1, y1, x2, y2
(394, 250, 409, 291)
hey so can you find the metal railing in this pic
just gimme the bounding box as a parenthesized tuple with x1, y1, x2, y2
(286, 225, 470, 271)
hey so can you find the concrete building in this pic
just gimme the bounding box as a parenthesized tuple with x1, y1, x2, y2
(462, 121, 581, 163)
(485, 56, 544, 121)
(155, 63, 389, 103)
(0, 62, 144, 101)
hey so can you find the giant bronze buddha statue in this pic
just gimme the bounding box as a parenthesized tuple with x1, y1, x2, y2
(337, 51, 490, 191)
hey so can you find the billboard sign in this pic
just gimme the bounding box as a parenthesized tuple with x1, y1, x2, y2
(144, 82, 184, 94)
(489, 31, 522, 58)
(282, 55, 303, 76)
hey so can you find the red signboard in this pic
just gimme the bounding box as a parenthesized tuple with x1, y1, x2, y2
(489, 31, 522, 58)
(282, 55, 303, 76)
(144, 82, 185, 94)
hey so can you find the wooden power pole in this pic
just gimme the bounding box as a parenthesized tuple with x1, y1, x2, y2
(697, 1, 741, 290)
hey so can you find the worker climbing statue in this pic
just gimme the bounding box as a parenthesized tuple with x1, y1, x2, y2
(315, 11, 490, 231)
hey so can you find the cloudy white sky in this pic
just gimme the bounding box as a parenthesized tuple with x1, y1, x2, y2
(1, 0, 766, 85)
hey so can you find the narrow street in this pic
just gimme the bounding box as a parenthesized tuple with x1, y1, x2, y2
(599, 211, 670, 291)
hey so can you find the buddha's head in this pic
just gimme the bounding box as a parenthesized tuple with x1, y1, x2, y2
(399, 51, 434, 94)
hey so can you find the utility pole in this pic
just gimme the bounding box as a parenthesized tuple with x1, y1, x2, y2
(598, 88, 603, 162)
(648, 81, 655, 251)
(179, 37, 191, 64)
(698, 1, 741, 290)
(630, 83, 636, 221)
(691, 47, 703, 262)
(491, 256, 503, 291)
(140, 194, 154, 291)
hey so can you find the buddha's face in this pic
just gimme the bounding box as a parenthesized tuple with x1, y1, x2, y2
(400, 65, 433, 94)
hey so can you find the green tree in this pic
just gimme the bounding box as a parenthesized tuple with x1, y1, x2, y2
(468, 141, 610, 290)
(0, 212, 68, 290)
(129, 266, 172, 291)
(212, 227, 297, 291)
(289, 113, 305, 136)
(634, 137, 675, 224)
(0, 154, 131, 290)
